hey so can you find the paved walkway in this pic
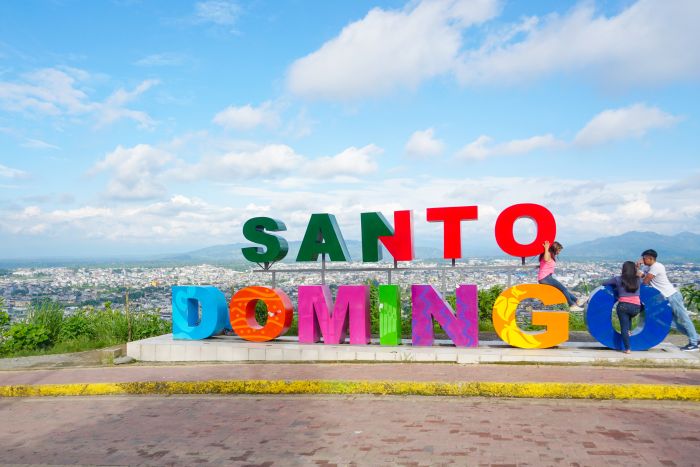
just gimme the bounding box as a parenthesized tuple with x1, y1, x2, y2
(1, 394, 698, 466)
(1, 362, 699, 387)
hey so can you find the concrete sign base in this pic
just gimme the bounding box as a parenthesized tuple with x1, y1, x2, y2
(127, 334, 698, 365)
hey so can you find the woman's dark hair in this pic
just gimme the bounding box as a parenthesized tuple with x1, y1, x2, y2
(621, 261, 639, 293)
(539, 241, 563, 262)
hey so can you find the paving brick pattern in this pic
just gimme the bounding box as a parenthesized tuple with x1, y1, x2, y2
(1, 395, 699, 466)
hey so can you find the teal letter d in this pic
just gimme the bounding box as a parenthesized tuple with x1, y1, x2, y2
(172, 286, 230, 340)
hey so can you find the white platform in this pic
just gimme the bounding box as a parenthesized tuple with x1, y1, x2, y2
(126, 334, 700, 365)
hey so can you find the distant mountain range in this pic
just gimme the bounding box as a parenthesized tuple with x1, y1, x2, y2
(168, 240, 445, 264)
(564, 231, 700, 262)
(2, 231, 699, 268)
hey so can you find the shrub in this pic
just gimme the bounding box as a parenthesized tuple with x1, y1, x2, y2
(286, 315, 299, 337)
(478, 285, 505, 322)
(58, 310, 95, 341)
(0, 296, 9, 329)
(681, 284, 700, 312)
(0, 310, 9, 329)
(130, 310, 170, 340)
(89, 302, 130, 342)
(27, 299, 64, 343)
(1, 323, 51, 354)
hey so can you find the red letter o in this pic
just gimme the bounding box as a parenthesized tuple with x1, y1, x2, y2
(495, 204, 556, 257)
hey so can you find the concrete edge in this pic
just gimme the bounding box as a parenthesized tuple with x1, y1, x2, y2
(1, 380, 699, 401)
(125, 334, 700, 367)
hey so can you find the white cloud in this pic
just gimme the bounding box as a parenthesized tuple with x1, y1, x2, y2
(287, 0, 500, 100)
(95, 79, 160, 129)
(1, 195, 250, 243)
(195, 0, 239, 26)
(457, 134, 562, 159)
(283, 108, 315, 138)
(455, 103, 679, 159)
(0, 67, 91, 115)
(4, 172, 700, 249)
(212, 101, 280, 131)
(166, 137, 382, 182)
(0, 68, 158, 129)
(20, 138, 60, 150)
(457, 0, 700, 86)
(135, 53, 188, 67)
(575, 210, 611, 224)
(616, 199, 653, 220)
(0, 163, 29, 179)
(183, 144, 305, 180)
(287, 0, 700, 100)
(574, 103, 681, 147)
(306, 144, 382, 178)
(405, 128, 445, 158)
(91, 144, 173, 200)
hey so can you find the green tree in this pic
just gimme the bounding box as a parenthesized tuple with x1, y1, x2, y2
(478, 285, 505, 322)
(367, 280, 380, 335)
(0, 296, 9, 329)
(680, 285, 700, 312)
(254, 299, 268, 326)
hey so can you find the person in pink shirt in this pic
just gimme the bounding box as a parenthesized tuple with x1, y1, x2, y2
(538, 240, 584, 312)
(601, 261, 642, 354)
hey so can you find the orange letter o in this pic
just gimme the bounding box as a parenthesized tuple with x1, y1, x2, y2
(229, 286, 293, 342)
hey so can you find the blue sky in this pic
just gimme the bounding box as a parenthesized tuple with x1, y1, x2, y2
(0, 0, 699, 258)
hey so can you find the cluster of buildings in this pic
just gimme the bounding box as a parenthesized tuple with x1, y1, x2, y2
(2, 260, 699, 320)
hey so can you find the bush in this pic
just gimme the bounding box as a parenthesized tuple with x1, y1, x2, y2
(58, 310, 95, 341)
(89, 303, 130, 342)
(27, 299, 64, 343)
(0, 299, 170, 357)
(1, 323, 51, 354)
(0, 297, 9, 329)
(478, 285, 505, 322)
(130, 310, 171, 340)
(0, 312, 9, 331)
(254, 300, 268, 326)
(0, 310, 9, 329)
(681, 284, 700, 312)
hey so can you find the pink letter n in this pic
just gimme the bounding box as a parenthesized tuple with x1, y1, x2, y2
(298, 285, 371, 345)
(411, 284, 478, 347)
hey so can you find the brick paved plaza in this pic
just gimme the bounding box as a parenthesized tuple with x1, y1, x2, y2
(1, 394, 699, 466)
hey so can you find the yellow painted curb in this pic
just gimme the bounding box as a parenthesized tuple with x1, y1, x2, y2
(1, 380, 699, 401)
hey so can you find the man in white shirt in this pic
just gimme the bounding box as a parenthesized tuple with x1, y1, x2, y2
(638, 249, 698, 351)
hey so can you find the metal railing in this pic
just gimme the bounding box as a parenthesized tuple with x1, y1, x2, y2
(252, 256, 535, 290)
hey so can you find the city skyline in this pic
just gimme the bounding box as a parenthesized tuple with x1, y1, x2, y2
(1, 0, 699, 258)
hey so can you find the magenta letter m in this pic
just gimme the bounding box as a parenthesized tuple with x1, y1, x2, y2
(298, 285, 371, 344)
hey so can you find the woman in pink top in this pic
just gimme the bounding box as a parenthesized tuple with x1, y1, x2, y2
(601, 261, 642, 353)
(538, 240, 584, 312)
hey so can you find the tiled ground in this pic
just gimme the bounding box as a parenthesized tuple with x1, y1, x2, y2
(1, 394, 698, 466)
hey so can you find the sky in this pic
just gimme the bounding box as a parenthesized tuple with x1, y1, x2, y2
(0, 0, 699, 259)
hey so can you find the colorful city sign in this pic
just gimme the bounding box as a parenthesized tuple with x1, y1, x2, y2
(172, 204, 674, 351)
